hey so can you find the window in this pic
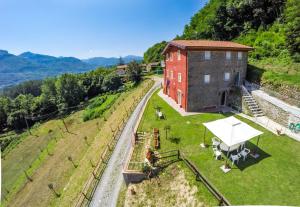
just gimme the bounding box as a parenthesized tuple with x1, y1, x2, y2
(178, 73, 182, 82)
(238, 52, 243, 60)
(224, 72, 230, 81)
(205, 51, 211, 60)
(177, 50, 181, 60)
(166, 53, 169, 61)
(204, 74, 210, 84)
(171, 71, 173, 79)
(226, 51, 231, 60)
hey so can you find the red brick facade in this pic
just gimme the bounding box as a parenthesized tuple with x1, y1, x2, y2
(163, 46, 188, 110)
(163, 40, 252, 112)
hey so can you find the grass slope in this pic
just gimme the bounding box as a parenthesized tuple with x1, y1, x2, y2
(1, 79, 153, 207)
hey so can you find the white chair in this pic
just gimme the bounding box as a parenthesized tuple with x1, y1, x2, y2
(212, 137, 220, 147)
(212, 146, 222, 160)
(239, 148, 251, 161)
(230, 154, 241, 165)
(240, 142, 246, 150)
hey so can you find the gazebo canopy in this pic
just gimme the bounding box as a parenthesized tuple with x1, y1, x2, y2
(203, 116, 263, 147)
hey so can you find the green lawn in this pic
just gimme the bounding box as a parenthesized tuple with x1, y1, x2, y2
(138, 90, 300, 206)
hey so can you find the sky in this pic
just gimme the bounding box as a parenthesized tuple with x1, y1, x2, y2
(0, 0, 207, 58)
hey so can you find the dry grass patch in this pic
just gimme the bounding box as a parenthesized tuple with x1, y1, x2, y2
(120, 164, 205, 207)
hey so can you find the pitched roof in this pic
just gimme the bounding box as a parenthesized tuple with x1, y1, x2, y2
(162, 40, 253, 54)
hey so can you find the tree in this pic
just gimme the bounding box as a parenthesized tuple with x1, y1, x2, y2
(38, 77, 58, 114)
(1, 80, 43, 99)
(0, 96, 10, 132)
(126, 61, 142, 83)
(7, 94, 34, 130)
(102, 74, 122, 92)
(143, 41, 167, 63)
(55, 74, 85, 108)
(285, 0, 300, 61)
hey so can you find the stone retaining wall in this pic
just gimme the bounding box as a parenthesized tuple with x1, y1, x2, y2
(122, 171, 146, 185)
(252, 93, 289, 126)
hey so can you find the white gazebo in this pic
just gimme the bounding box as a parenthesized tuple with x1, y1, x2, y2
(202, 116, 263, 172)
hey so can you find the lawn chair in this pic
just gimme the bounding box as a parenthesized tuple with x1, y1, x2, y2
(211, 137, 220, 147)
(239, 148, 251, 161)
(212, 145, 222, 160)
(240, 142, 246, 150)
(230, 154, 241, 166)
(156, 110, 164, 119)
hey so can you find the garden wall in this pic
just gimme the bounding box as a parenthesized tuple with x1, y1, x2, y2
(122, 171, 146, 185)
(252, 93, 289, 126)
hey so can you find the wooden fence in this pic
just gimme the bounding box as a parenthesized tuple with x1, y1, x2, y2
(74, 80, 154, 207)
(180, 152, 231, 206)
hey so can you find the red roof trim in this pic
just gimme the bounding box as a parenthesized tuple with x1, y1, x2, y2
(162, 40, 253, 55)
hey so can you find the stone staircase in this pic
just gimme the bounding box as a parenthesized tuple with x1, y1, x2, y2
(241, 85, 264, 117)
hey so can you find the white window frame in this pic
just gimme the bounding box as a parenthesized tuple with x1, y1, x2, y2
(204, 51, 211, 60)
(238, 52, 243, 60)
(170, 52, 173, 61)
(166, 53, 169, 61)
(177, 50, 181, 60)
(204, 74, 210, 84)
(226, 51, 231, 60)
(178, 73, 182, 83)
(224, 72, 230, 81)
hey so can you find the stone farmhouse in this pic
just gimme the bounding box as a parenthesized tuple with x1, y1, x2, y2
(162, 40, 253, 112)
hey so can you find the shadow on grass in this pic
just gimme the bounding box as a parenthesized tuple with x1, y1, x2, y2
(224, 142, 271, 171)
(169, 136, 181, 144)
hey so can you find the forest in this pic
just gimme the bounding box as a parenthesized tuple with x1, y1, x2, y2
(144, 0, 300, 94)
(0, 61, 142, 134)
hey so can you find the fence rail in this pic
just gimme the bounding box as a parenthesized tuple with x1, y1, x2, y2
(180, 152, 230, 206)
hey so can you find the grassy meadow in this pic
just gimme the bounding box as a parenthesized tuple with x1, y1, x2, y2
(133, 90, 300, 206)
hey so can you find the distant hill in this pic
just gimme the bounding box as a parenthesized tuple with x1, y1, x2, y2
(82, 55, 143, 67)
(0, 50, 143, 88)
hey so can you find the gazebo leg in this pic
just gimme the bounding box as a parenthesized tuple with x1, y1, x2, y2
(200, 127, 207, 148)
(250, 135, 260, 159)
(220, 148, 231, 173)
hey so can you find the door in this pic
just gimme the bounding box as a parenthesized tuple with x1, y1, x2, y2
(177, 90, 182, 106)
(235, 72, 240, 86)
(221, 91, 226, 106)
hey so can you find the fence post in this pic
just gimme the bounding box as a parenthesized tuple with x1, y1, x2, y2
(219, 197, 224, 206)
(82, 192, 91, 201)
(92, 171, 99, 180)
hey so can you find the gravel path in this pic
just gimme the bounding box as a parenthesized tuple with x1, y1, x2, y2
(90, 80, 161, 207)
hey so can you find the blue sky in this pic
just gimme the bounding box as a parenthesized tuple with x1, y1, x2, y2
(0, 0, 206, 58)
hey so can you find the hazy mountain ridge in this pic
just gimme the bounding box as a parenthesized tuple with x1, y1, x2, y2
(0, 50, 142, 88)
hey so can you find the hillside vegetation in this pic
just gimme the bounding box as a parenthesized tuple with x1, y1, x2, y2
(144, 0, 300, 98)
(1, 79, 153, 207)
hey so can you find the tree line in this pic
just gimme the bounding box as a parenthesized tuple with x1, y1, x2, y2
(0, 61, 142, 133)
(144, 0, 299, 62)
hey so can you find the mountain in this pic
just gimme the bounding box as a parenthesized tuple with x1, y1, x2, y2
(0, 50, 38, 73)
(82, 55, 143, 67)
(0, 50, 143, 88)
